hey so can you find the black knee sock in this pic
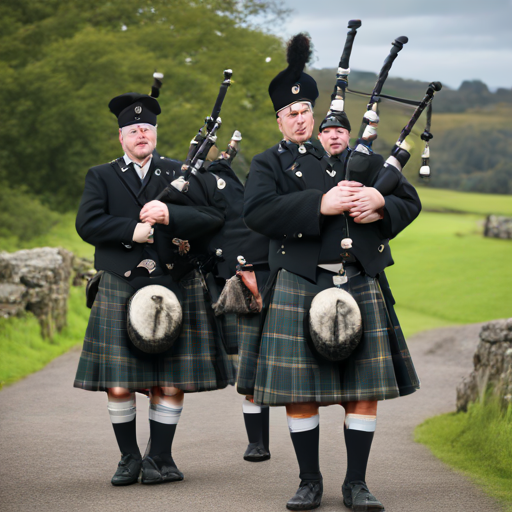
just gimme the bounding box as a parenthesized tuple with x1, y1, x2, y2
(243, 412, 263, 445)
(112, 419, 141, 459)
(290, 426, 322, 482)
(261, 407, 270, 452)
(148, 420, 177, 459)
(343, 426, 374, 483)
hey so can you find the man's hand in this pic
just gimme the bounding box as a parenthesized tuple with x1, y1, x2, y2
(321, 181, 364, 215)
(140, 200, 169, 225)
(133, 222, 153, 243)
(352, 209, 384, 224)
(347, 186, 385, 223)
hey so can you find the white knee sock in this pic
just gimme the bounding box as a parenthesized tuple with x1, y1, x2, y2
(287, 414, 320, 433)
(107, 394, 136, 424)
(243, 398, 263, 414)
(345, 413, 377, 432)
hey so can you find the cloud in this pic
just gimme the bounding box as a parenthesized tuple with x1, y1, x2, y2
(274, 0, 512, 89)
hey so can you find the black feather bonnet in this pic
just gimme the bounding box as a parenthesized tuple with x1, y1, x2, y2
(268, 33, 319, 113)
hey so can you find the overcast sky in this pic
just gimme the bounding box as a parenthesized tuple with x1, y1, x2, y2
(265, 0, 512, 91)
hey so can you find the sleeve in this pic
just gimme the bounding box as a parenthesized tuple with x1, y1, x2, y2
(243, 152, 324, 239)
(377, 165, 422, 239)
(163, 171, 225, 240)
(75, 167, 137, 246)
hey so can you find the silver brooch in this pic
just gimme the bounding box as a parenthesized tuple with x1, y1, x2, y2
(217, 178, 226, 189)
(134, 106, 142, 114)
(292, 84, 300, 94)
(155, 168, 161, 176)
(298, 145, 307, 154)
(326, 169, 336, 177)
(295, 171, 303, 178)
(137, 259, 157, 273)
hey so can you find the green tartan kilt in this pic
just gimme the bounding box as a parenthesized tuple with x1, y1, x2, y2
(74, 271, 234, 393)
(220, 312, 262, 395)
(249, 269, 420, 405)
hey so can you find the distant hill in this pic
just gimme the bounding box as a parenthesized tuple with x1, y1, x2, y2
(311, 69, 512, 113)
(309, 69, 512, 195)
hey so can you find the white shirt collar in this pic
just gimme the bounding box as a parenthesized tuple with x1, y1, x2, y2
(123, 154, 153, 180)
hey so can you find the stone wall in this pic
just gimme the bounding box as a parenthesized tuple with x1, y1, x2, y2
(456, 318, 512, 411)
(0, 248, 75, 339)
(483, 215, 512, 239)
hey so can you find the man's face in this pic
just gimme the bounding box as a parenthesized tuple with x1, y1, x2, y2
(317, 126, 350, 156)
(119, 123, 157, 163)
(277, 102, 314, 144)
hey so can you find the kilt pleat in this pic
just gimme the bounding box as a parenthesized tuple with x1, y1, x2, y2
(74, 271, 234, 392)
(250, 269, 420, 405)
(222, 312, 262, 395)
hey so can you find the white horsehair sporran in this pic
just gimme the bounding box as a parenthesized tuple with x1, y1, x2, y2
(127, 285, 182, 354)
(308, 283, 362, 362)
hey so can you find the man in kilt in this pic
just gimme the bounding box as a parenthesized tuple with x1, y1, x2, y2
(199, 152, 273, 463)
(74, 92, 232, 486)
(241, 34, 421, 511)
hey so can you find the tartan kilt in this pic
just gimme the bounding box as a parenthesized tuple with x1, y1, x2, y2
(249, 269, 420, 406)
(220, 312, 262, 395)
(74, 271, 234, 393)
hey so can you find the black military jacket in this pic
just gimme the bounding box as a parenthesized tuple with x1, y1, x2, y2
(76, 155, 224, 279)
(243, 140, 421, 282)
(205, 159, 269, 280)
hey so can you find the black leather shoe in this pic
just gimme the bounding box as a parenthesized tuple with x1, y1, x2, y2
(243, 441, 271, 462)
(111, 453, 142, 486)
(286, 480, 323, 511)
(141, 455, 184, 484)
(342, 480, 385, 511)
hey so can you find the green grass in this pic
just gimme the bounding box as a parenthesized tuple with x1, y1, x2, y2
(0, 212, 94, 259)
(417, 187, 512, 216)
(387, 211, 512, 335)
(415, 400, 512, 511)
(0, 286, 89, 388)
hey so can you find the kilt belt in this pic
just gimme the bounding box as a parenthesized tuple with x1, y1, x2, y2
(241, 268, 419, 406)
(74, 271, 234, 392)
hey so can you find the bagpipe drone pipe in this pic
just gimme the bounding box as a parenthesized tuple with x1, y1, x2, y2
(372, 81, 442, 194)
(343, 31, 408, 187)
(325, 22, 442, 193)
(147, 70, 266, 285)
(154, 68, 234, 208)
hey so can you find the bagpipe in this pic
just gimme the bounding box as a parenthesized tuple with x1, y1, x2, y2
(325, 21, 442, 192)
(152, 69, 234, 206)
(146, 70, 263, 317)
(308, 22, 442, 363)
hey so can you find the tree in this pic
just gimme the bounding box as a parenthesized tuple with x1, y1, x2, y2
(0, 0, 287, 210)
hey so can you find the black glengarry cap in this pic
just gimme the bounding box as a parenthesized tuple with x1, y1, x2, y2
(269, 34, 319, 113)
(319, 111, 351, 133)
(109, 93, 161, 128)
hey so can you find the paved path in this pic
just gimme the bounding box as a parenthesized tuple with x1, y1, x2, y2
(0, 324, 500, 512)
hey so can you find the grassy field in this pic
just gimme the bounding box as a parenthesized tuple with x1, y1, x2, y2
(417, 186, 512, 216)
(387, 210, 512, 336)
(0, 286, 89, 388)
(0, 212, 94, 259)
(416, 399, 512, 512)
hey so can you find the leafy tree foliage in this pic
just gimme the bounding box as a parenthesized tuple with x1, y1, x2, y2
(430, 128, 512, 194)
(0, 0, 287, 211)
